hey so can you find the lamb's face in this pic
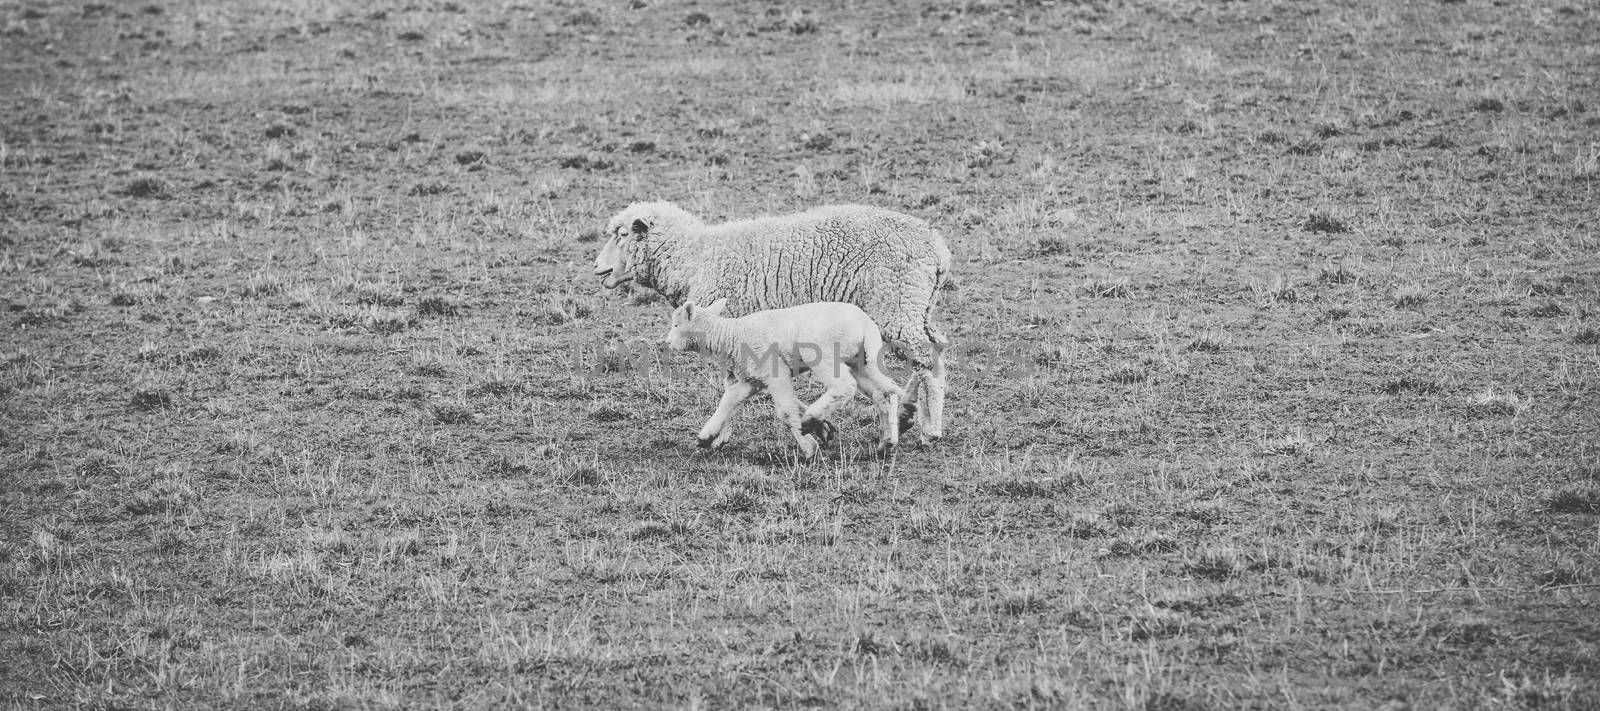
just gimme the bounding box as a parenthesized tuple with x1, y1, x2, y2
(663, 302, 697, 352)
(594, 211, 651, 289)
(663, 299, 725, 353)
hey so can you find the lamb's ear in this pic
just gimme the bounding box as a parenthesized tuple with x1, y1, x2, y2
(630, 218, 650, 237)
(680, 301, 696, 320)
(705, 298, 728, 316)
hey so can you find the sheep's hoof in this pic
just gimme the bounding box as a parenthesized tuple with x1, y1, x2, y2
(696, 436, 716, 449)
(897, 403, 918, 435)
(797, 438, 821, 460)
(876, 441, 897, 456)
(800, 418, 837, 446)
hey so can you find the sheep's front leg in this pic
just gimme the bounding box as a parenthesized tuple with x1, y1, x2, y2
(765, 374, 818, 459)
(852, 368, 905, 453)
(899, 372, 923, 438)
(698, 374, 761, 449)
(922, 335, 948, 440)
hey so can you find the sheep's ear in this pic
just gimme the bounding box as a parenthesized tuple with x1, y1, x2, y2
(680, 301, 696, 319)
(705, 298, 728, 316)
(630, 218, 650, 237)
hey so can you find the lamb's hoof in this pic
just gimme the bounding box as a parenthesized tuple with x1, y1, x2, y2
(897, 403, 919, 435)
(800, 418, 837, 446)
(696, 436, 715, 449)
(876, 441, 897, 456)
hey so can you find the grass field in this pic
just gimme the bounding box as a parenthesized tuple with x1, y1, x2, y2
(3, 0, 1598, 708)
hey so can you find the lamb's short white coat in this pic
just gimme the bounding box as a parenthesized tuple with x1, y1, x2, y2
(664, 298, 906, 458)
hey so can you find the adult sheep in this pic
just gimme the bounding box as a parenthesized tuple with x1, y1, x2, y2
(592, 201, 951, 441)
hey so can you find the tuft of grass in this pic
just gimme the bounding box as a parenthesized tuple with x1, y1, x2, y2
(1529, 279, 1573, 297)
(1033, 236, 1071, 257)
(528, 295, 591, 326)
(1422, 134, 1457, 149)
(1466, 387, 1528, 417)
(238, 272, 286, 299)
(1317, 263, 1358, 284)
(1061, 512, 1107, 540)
(1083, 277, 1132, 298)
(983, 476, 1076, 498)
(1183, 549, 1243, 580)
(416, 295, 462, 317)
(554, 456, 607, 487)
(1543, 488, 1600, 514)
(1260, 427, 1317, 456)
(1098, 534, 1179, 558)
(482, 456, 531, 478)
(122, 176, 167, 198)
(1103, 363, 1151, 384)
(1380, 377, 1442, 395)
(1253, 274, 1299, 305)
(997, 588, 1048, 615)
(709, 481, 764, 515)
(1286, 140, 1322, 156)
(467, 367, 524, 396)
(125, 469, 198, 515)
(1392, 284, 1428, 309)
(353, 283, 405, 307)
(906, 499, 965, 540)
(428, 401, 475, 425)
(587, 399, 631, 422)
(1524, 302, 1564, 318)
(1184, 331, 1228, 353)
(407, 182, 449, 197)
(1302, 213, 1348, 233)
(130, 389, 174, 411)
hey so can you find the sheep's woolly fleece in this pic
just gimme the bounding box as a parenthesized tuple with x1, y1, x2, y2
(595, 201, 950, 362)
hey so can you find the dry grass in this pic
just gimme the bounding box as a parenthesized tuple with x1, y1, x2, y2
(2, 0, 1598, 709)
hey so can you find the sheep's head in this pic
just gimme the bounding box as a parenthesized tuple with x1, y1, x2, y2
(595, 201, 694, 291)
(593, 215, 643, 289)
(663, 298, 727, 353)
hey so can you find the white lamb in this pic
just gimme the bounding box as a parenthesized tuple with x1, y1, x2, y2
(594, 201, 951, 442)
(663, 298, 907, 458)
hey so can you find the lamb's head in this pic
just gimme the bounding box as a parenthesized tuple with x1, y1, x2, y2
(663, 298, 727, 354)
(594, 201, 697, 291)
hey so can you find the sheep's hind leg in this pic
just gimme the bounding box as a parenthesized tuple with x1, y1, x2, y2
(698, 375, 761, 449)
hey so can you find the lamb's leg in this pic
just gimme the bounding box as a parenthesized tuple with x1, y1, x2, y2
(765, 373, 817, 459)
(799, 367, 855, 448)
(698, 374, 761, 449)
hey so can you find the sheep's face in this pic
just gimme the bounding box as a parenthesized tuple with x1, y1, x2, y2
(594, 215, 650, 289)
(594, 235, 630, 288)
